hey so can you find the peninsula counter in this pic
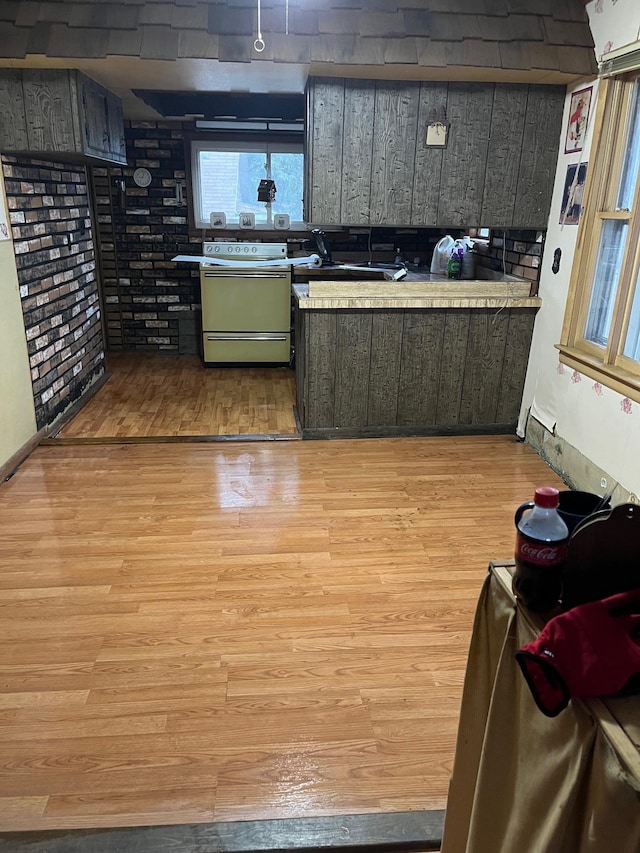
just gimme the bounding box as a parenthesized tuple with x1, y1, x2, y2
(292, 281, 541, 439)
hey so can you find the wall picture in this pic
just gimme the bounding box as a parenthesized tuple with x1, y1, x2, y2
(565, 86, 592, 153)
(274, 213, 290, 230)
(560, 162, 588, 225)
(209, 211, 226, 228)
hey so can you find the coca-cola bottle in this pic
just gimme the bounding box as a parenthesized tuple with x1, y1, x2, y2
(513, 486, 569, 612)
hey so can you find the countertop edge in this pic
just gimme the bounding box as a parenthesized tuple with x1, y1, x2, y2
(293, 287, 542, 310)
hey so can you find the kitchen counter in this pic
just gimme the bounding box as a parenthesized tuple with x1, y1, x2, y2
(292, 274, 540, 439)
(293, 280, 539, 310)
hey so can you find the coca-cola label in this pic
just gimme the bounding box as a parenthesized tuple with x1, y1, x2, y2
(516, 532, 568, 567)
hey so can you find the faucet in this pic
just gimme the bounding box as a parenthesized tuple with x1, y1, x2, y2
(311, 229, 332, 265)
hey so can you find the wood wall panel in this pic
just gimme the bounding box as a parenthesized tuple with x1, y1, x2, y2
(434, 311, 471, 425)
(304, 310, 337, 428)
(0, 70, 28, 149)
(334, 312, 373, 427)
(369, 81, 420, 226)
(458, 310, 509, 424)
(513, 85, 565, 228)
(495, 308, 537, 423)
(481, 84, 528, 228)
(397, 311, 446, 425)
(309, 78, 345, 224)
(411, 81, 448, 227)
(341, 80, 376, 224)
(437, 83, 494, 228)
(367, 312, 404, 426)
(294, 307, 307, 426)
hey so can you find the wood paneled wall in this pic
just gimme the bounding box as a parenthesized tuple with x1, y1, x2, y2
(306, 78, 565, 230)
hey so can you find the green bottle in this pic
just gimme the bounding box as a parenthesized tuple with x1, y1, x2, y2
(447, 253, 461, 279)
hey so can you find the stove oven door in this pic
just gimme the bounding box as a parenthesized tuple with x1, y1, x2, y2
(200, 267, 291, 364)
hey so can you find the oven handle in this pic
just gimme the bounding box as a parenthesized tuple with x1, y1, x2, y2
(206, 334, 288, 341)
(202, 272, 289, 280)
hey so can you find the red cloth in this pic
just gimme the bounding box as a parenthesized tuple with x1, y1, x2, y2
(515, 589, 640, 716)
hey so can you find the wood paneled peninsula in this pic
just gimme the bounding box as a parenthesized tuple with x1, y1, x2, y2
(293, 277, 540, 439)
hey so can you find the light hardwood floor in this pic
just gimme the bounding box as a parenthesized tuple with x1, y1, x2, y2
(55, 353, 299, 439)
(0, 435, 565, 831)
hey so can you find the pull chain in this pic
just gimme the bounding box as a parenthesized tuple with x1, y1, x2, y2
(254, 0, 265, 52)
(285, 0, 289, 35)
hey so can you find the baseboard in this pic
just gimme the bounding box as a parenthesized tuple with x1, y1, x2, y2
(302, 424, 516, 440)
(0, 428, 47, 484)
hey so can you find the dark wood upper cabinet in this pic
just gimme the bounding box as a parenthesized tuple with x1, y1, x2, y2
(306, 78, 565, 230)
(0, 69, 126, 165)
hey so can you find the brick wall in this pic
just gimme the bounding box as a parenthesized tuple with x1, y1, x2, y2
(93, 120, 201, 352)
(475, 229, 544, 293)
(2, 156, 104, 431)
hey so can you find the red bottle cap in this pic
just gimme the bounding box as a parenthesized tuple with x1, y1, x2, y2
(534, 486, 560, 508)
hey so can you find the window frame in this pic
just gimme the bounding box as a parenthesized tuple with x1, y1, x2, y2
(188, 133, 304, 231)
(558, 71, 640, 402)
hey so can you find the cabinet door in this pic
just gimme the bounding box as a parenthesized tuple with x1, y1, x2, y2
(370, 82, 420, 226)
(106, 92, 126, 162)
(480, 85, 529, 228)
(306, 78, 345, 224)
(437, 83, 494, 228)
(22, 70, 78, 154)
(512, 86, 565, 229)
(411, 82, 448, 226)
(82, 77, 110, 160)
(340, 80, 376, 225)
(0, 70, 28, 150)
(80, 75, 127, 164)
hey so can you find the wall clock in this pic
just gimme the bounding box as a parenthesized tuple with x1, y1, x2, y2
(133, 167, 152, 188)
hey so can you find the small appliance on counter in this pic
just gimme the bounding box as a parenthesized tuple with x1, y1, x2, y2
(200, 242, 291, 365)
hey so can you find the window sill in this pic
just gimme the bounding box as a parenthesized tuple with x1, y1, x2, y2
(556, 344, 640, 403)
(195, 223, 307, 232)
